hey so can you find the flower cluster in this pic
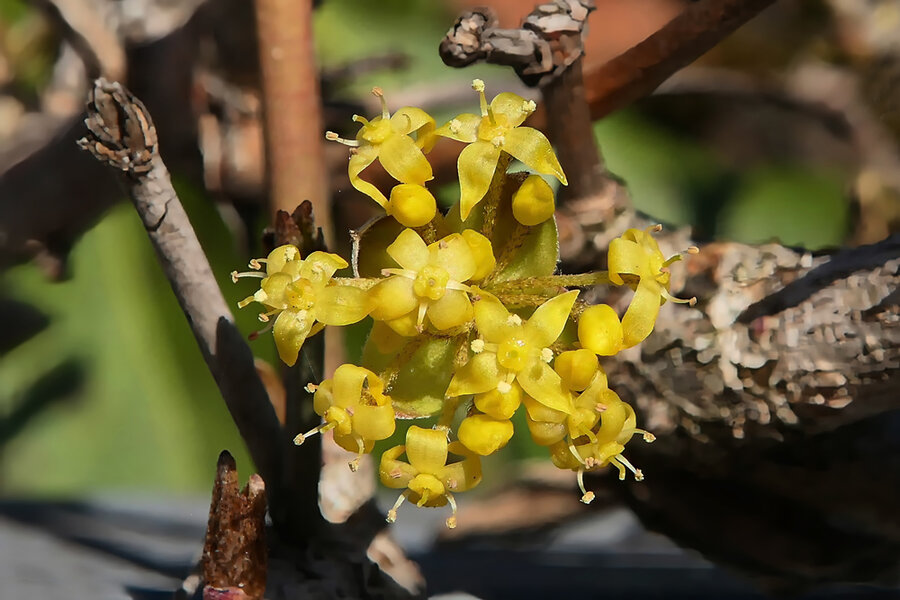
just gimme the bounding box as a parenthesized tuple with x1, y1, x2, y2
(233, 81, 695, 527)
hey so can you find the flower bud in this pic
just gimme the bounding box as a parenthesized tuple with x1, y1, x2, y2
(389, 183, 437, 227)
(579, 304, 624, 356)
(512, 175, 555, 226)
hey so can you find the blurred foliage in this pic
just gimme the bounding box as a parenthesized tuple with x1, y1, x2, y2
(0, 0, 854, 495)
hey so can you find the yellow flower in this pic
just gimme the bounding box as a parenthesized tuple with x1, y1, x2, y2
(548, 387, 655, 503)
(458, 412, 514, 456)
(436, 79, 567, 219)
(380, 426, 482, 528)
(511, 174, 556, 226)
(387, 183, 437, 228)
(369, 228, 477, 334)
(446, 290, 578, 414)
(327, 87, 436, 208)
(234, 246, 370, 366)
(294, 364, 395, 470)
(578, 304, 624, 356)
(607, 227, 695, 348)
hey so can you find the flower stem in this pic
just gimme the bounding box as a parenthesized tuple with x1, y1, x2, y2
(481, 152, 512, 240)
(487, 271, 611, 294)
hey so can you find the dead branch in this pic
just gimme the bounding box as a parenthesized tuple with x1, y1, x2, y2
(77, 78, 282, 490)
(584, 0, 777, 119)
(200, 451, 267, 600)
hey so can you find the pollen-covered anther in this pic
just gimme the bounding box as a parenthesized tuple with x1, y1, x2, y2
(248, 258, 263, 270)
(496, 381, 512, 394)
(634, 469, 645, 481)
(506, 314, 522, 326)
(386, 491, 408, 524)
(371, 86, 384, 97)
(471, 339, 485, 353)
(686, 246, 700, 255)
(652, 224, 663, 232)
(304, 383, 319, 393)
(490, 135, 505, 147)
(641, 431, 656, 442)
(522, 100, 536, 113)
(577, 470, 595, 504)
(595, 403, 607, 413)
(541, 348, 554, 363)
(348, 457, 361, 472)
(449, 118, 462, 134)
(471, 79, 485, 92)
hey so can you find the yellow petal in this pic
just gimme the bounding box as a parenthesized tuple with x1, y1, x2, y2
(608, 237, 647, 284)
(369, 276, 417, 321)
(446, 352, 502, 397)
(266, 245, 301, 275)
(522, 394, 567, 423)
(526, 416, 567, 446)
(272, 308, 313, 366)
(472, 291, 514, 343)
(349, 144, 387, 207)
(405, 426, 449, 474)
(332, 363, 368, 408)
(461, 230, 496, 280)
(385, 312, 419, 337)
(379, 444, 417, 488)
(259, 272, 293, 309)
(474, 384, 522, 420)
(427, 289, 473, 331)
(457, 140, 501, 220)
(516, 361, 573, 414)
(524, 290, 579, 348)
(353, 403, 396, 442)
(434, 112, 480, 143)
(391, 107, 435, 136)
(378, 133, 433, 185)
(430, 233, 476, 282)
(621, 279, 662, 348)
(312, 379, 334, 417)
(501, 126, 566, 185)
(369, 320, 408, 354)
(387, 228, 429, 272)
(315, 285, 370, 325)
(440, 442, 483, 492)
(595, 390, 628, 445)
(458, 414, 514, 456)
(490, 92, 532, 128)
(578, 304, 623, 356)
(300, 251, 348, 284)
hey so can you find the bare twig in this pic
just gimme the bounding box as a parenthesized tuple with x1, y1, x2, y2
(254, 0, 330, 237)
(78, 78, 282, 489)
(200, 451, 267, 600)
(584, 0, 777, 119)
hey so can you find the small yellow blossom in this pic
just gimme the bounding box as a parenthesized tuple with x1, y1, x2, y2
(369, 228, 476, 334)
(380, 426, 482, 528)
(234, 246, 370, 366)
(578, 304, 624, 356)
(511, 174, 556, 226)
(446, 290, 578, 414)
(294, 364, 395, 470)
(387, 183, 437, 227)
(327, 87, 436, 208)
(458, 412, 514, 456)
(608, 227, 696, 348)
(436, 80, 567, 219)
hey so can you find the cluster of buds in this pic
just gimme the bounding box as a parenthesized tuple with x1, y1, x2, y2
(233, 81, 696, 528)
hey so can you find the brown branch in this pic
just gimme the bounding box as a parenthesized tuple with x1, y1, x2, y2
(584, 0, 777, 119)
(78, 78, 283, 490)
(254, 0, 330, 239)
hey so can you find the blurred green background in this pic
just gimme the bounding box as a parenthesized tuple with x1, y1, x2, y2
(0, 0, 858, 495)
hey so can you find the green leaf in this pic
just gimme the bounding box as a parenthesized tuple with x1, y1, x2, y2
(362, 334, 457, 419)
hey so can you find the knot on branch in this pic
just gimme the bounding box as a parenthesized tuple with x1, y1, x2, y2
(439, 0, 595, 87)
(78, 78, 158, 175)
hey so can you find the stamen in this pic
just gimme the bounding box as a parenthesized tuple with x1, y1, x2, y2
(471, 79, 493, 123)
(304, 382, 319, 393)
(506, 314, 522, 326)
(660, 286, 697, 306)
(325, 131, 359, 147)
(496, 381, 512, 394)
(237, 295, 256, 309)
(637, 429, 656, 443)
(351, 114, 370, 125)
(595, 403, 607, 412)
(231, 270, 265, 283)
(540, 348, 553, 363)
(258, 309, 279, 323)
(348, 436, 366, 472)
(577, 469, 595, 504)
(651, 224, 663, 233)
(522, 100, 536, 114)
(416, 302, 428, 333)
(613, 454, 644, 481)
(248, 258, 264, 270)
(386, 491, 408, 524)
(248, 320, 274, 341)
(470, 339, 485, 353)
(448, 118, 462, 134)
(686, 245, 700, 255)
(371, 87, 389, 119)
(445, 492, 459, 529)
(567, 440, 587, 465)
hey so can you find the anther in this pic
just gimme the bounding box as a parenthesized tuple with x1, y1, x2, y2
(325, 131, 359, 147)
(304, 383, 319, 393)
(541, 348, 554, 363)
(497, 381, 512, 394)
(445, 492, 459, 529)
(348, 457, 361, 472)
(506, 314, 522, 326)
(371, 87, 389, 119)
(249, 258, 263, 270)
(651, 224, 663, 232)
(522, 100, 536, 113)
(686, 246, 700, 255)
(595, 403, 607, 413)
(231, 270, 265, 283)
(577, 470, 595, 504)
(470, 339, 485, 353)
